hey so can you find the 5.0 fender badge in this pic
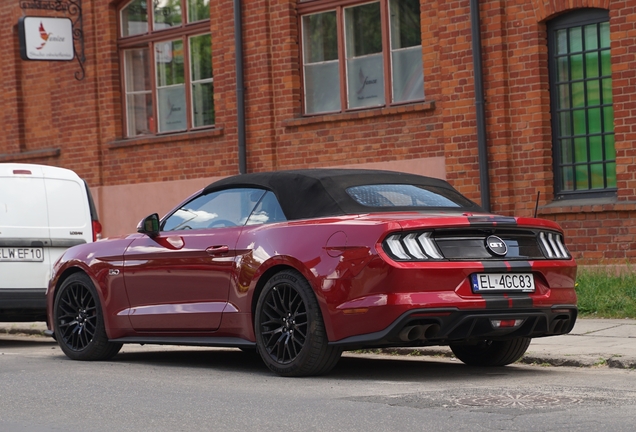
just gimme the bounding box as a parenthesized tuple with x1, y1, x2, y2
(108, 269, 120, 276)
(485, 235, 508, 257)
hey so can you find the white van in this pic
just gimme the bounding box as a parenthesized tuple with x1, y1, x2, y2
(0, 163, 101, 321)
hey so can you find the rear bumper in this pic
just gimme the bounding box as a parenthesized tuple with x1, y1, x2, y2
(329, 305, 577, 350)
(0, 288, 47, 321)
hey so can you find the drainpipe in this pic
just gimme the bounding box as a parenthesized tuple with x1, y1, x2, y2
(234, 0, 247, 174)
(470, 0, 491, 211)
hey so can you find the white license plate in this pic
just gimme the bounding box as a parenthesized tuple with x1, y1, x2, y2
(471, 273, 535, 293)
(0, 247, 44, 262)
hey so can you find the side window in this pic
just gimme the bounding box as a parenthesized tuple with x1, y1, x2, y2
(246, 191, 287, 225)
(548, 9, 616, 198)
(162, 188, 266, 231)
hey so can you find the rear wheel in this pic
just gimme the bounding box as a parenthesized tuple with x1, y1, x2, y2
(255, 270, 341, 377)
(449, 337, 531, 366)
(53, 273, 122, 361)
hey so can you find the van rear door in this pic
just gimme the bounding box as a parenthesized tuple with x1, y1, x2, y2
(0, 165, 51, 297)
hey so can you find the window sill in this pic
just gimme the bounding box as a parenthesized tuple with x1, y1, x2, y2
(283, 101, 436, 128)
(108, 127, 224, 149)
(0, 147, 61, 162)
(538, 196, 636, 215)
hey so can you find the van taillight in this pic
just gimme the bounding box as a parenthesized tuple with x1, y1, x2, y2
(13, 170, 32, 175)
(92, 220, 102, 241)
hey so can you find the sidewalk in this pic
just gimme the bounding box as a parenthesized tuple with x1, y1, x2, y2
(2, 318, 635, 369)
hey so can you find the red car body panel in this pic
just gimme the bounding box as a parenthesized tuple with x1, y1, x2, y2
(47, 212, 577, 344)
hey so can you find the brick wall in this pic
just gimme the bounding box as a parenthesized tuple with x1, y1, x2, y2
(1, 0, 635, 264)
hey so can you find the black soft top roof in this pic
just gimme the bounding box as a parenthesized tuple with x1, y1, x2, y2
(203, 169, 482, 220)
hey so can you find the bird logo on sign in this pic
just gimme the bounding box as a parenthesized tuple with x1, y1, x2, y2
(36, 22, 51, 50)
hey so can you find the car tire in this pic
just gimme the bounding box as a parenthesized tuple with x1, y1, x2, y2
(255, 270, 342, 377)
(449, 337, 531, 367)
(53, 272, 122, 361)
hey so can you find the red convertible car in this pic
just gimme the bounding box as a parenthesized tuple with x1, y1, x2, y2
(46, 169, 577, 376)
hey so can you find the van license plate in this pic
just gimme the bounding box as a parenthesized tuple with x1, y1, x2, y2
(0, 247, 44, 262)
(471, 273, 535, 293)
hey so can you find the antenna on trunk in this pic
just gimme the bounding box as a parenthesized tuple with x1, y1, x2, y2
(534, 191, 541, 218)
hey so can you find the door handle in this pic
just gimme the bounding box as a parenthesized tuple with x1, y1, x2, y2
(206, 245, 229, 256)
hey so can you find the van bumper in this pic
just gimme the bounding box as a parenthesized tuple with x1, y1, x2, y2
(0, 288, 47, 321)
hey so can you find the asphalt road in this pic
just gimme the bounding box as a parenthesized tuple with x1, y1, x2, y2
(1, 334, 635, 432)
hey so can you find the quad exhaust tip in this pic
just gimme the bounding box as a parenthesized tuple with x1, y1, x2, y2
(398, 324, 440, 342)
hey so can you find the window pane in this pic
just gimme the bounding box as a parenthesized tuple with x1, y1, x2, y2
(391, 47, 424, 102)
(588, 107, 601, 134)
(556, 56, 569, 81)
(590, 163, 604, 188)
(556, 29, 568, 54)
(571, 81, 584, 107)
(124, 48, 153, 137)
(302, 11, 338, 63)
(586, 52, 599, 77)
(601, 50, 611, 75)
(572, 109, 586, 135)
(389, 0, 421, 49)
(163, 189, 265, 231)
(345, 2, 382, 57)
(600, 22, 610, 48)
(125, 48, 151, 92)
(157, 85, 187, 132)
(584, 24, 598, 50)
(604, 107, 614, 130)
(557, 84, 570, 109)
(305, 62, 341, 113)
(602, 78, 613, 104)
(560, 138, 573, 163)
(126, 93, 153, 136)
(569, 27, 582, 52)
(190, 34, 212, 81)
(121, 0, 148, 37)
(570, 54, 583, 80)
(347, 53, 385, 108)
(587, 81, 600, 107)
(574, 137, 587, 163)
(192, 82, 214, 127)
(188, 0, 210, 22)
(154, 0, 182, 29)
(561, 166, 574, 191)
(589, 135, 603, 161)
(575, 165, 589, 189)
(606, 162, 616, 188)
(559, 112, 572, 136)
(156, 40, 185, 86)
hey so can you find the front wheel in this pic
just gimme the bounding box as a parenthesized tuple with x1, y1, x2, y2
(255, 270, 341, 377)
(53, 273, 122, 361)
(449, 337, 531, 366)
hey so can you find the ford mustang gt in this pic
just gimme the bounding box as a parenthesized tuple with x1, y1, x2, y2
(46, 169, 577, 376)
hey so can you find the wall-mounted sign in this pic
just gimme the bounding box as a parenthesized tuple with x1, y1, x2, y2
(18, 16, 74, 61)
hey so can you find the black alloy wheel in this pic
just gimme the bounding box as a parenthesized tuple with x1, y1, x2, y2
(255, 270, 341, 376)
(54, 273, 122, 361)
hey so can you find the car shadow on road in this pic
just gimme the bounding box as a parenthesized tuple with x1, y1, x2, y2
(102, 346, 553, 381)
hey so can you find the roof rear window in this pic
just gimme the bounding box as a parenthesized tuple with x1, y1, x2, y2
(346, 184, 472, 208)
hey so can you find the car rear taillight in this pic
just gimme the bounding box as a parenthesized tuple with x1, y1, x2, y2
(13, 169, 32, 175)
(92, 220, 102, 241)
(538, 231, 570, 259)
(383, 232, 444, 261)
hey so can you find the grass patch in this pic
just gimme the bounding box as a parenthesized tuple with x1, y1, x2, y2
(576, 267, 636, 318)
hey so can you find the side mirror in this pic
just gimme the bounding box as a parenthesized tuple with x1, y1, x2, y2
(137, 213, 160, 237)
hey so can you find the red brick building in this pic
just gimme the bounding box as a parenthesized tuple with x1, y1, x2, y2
(1, 0, 635, 264)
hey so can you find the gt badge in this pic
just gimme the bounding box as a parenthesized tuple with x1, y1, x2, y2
(485, 235, 507, 257)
